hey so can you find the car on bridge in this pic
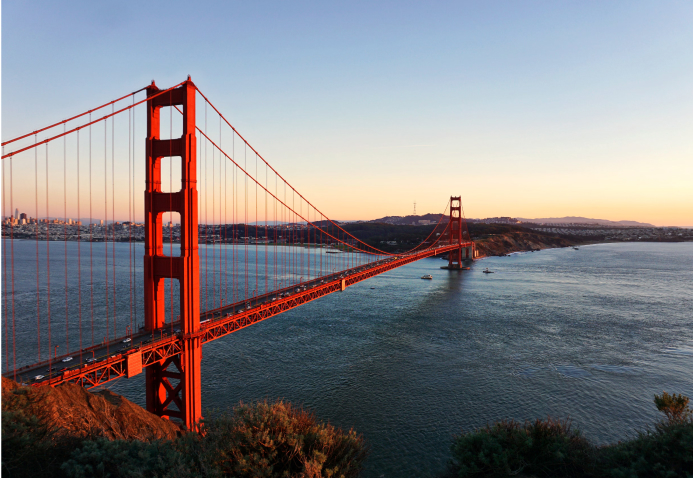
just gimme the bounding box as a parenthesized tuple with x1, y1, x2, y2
(62, 356, 73, 363)
(33, 374, 45, 381)
(122, 337, 131, 343)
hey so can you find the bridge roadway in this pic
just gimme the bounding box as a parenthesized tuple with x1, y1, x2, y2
(6, 242, 470, 389)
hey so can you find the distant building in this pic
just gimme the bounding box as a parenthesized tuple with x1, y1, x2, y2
(481, 217, 521, 224)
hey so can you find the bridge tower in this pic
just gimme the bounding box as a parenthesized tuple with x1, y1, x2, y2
(448, 196, 463, 269)
(144, 78, 201, 430)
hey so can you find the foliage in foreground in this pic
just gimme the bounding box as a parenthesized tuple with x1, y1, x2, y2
(2, 399, 367, 478)
(201, 400, 367, 478)
(449, 417, 593, 477)
(447, 392, 693, 478)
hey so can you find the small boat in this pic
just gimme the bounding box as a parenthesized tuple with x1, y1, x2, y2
(482, 268, 494, 274)
(421, 274, 433, 280)
(326, 250, 340, 254)
(573, 247, 579, 250)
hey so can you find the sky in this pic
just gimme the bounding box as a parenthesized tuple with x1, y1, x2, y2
(2, 1, 692, 226)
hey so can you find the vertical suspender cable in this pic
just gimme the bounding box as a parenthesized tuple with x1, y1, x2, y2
(211, 107, 215, 309)
(223, 117, 227, 306)
(219, 129, 223, 306)
(274, 173, 277, 291)
(170, 95, 173, 332)
(219, 125, 222, 307)
(297, 196, 300, 282)
(232, 133, 236, 305)
(132, 99, 137, 330)
(255, 153, 258, 297)
(112, 107, 117, 338)
(265, 163, 268, 295)
(205, 101, 208, 313)
(104, 121, 109, 352)
(89, 116, 94, 347)
(198, 113, 203, 312)
(244, 143, 247, 302)
(128, 102, 132, 335)
(292, 191, 294, 284)
(64, 125, 69, 353)
(2, 156, 8, 371)
(10, 156, 17, 377)
(77, 130, 82, 359)
(34, 135, 41, 361)
(46, 144, 52, 365)
(10, 157, 16, 376)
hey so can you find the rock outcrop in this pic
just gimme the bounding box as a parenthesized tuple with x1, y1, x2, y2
(2, 377, 180, 441)
(474, 231, 575, 257)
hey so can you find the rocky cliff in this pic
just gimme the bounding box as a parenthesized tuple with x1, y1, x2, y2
(474, 231, 576, 257)
(2, 377, 180, 441)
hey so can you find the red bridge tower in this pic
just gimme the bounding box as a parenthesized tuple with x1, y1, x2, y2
(448, 196, 464, 269)
(144, 78, 201, 430)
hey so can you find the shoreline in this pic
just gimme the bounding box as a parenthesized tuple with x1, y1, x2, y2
(472, 231, 692, 259)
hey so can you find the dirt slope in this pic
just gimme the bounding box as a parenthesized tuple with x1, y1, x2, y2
(474, 231, 575, 257)
(2, 377, 180, 441)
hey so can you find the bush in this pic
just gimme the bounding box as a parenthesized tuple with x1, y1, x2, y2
(60, 438, 211, 478)
(449, 417, 593, 477)
(201, 400, 367, 478)
(447, 393, 693, 478)
(596, 392, 693, 477)
(654, 391, 692, 425)
(597, 421, 693, 478)
(58, 400, 367, 478)
(2, 408, 85, 478)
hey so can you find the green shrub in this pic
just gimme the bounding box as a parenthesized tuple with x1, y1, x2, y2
(58, 400, 366, 478)
(2, 408, 85, 478)
(446, 393, 693, 478)
(654, 391, 692, 425)
(200, 400, 367, 478)
(448, 417, 593, 477)
(595, 393, 693, 478)
(60, 438, 211, 478)
(596, 421, 693, 478)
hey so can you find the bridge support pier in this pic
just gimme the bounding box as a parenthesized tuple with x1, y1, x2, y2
(144, 78, 201, 430)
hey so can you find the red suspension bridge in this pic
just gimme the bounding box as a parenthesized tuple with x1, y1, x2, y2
(1, 77, 473, 429)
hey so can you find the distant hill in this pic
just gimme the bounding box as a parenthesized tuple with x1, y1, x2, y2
(518, 216, 655, 227)
(369, 213, 445, 226)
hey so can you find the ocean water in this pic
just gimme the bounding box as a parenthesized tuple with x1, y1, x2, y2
(3, 241, 693, 477)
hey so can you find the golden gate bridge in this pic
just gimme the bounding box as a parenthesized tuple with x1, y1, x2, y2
(1, 77, 473, 429)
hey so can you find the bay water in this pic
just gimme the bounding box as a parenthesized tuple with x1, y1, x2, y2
(3, 241, 692, 476)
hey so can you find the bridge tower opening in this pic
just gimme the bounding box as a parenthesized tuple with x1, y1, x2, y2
(144, 78, 201, 430)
